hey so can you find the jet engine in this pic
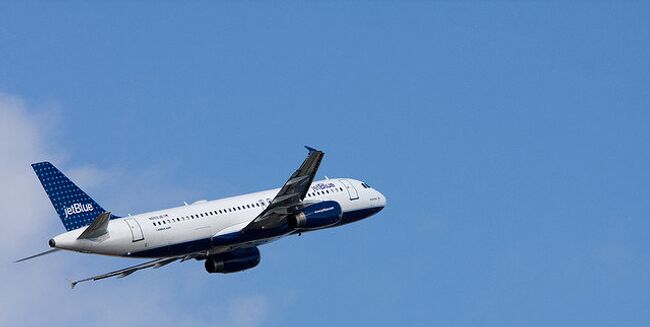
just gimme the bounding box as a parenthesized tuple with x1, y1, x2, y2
(204, 247, 260, 274)
(287, 200, 342, 231)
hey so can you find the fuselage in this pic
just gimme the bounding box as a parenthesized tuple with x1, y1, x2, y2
(50, 178, 385, 258)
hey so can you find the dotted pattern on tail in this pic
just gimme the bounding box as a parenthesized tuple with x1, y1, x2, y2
(31, 162, 106, 231)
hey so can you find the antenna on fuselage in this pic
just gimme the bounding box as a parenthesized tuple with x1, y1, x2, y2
(183, 201, 188, 206)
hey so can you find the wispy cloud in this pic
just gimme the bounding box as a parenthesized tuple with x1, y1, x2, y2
(0, 92, 274, 327)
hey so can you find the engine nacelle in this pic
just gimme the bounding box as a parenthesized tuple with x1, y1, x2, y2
(287, 200, 342, 231)
(204, 247, 260, 274)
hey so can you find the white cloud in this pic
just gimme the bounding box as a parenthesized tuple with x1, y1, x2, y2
(0, 92, 273, 327)
(227, 294, 270, 327)
(0, 93, 53, 247)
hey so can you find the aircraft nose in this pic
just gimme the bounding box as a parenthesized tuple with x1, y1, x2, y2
(377, 190, 387, 208)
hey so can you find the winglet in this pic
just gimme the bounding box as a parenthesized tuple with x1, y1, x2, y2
(304, 146, 320, 153)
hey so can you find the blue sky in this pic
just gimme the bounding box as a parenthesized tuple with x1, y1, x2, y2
(1, 1, 649, 326)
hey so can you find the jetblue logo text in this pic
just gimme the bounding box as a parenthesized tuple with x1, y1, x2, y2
(311, 183, 336, 192)
(64, 203, 94, 218)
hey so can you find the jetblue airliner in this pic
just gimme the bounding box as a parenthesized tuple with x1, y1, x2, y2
(17, 147, 386, 288)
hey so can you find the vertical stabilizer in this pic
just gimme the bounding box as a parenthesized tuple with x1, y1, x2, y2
(32, 162, 108, 231)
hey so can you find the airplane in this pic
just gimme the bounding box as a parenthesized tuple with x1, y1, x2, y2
(16, 146, 386, 288)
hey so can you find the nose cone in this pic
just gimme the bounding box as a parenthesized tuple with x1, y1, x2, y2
(377, 190, 387, 208)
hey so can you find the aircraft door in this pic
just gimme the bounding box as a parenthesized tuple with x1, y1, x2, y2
(125, 218, 145, 242)
(340, 179, 359, 200)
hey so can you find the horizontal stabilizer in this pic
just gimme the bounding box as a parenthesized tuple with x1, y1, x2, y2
(77, 212, 111, 240)
(15, 248, 61, 263)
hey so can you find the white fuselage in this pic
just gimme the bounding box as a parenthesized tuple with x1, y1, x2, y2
(51, 178, 385, 258)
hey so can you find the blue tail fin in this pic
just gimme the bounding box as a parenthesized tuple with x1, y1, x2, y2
(32, 162, 108, 231)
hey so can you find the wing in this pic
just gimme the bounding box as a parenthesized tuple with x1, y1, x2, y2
(241, 146, 324, 233)
(70, 252, 202, 289)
